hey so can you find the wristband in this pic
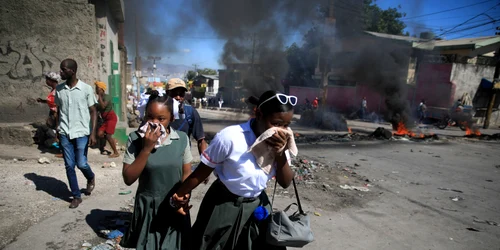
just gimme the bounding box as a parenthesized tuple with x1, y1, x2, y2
(169, 196, 179, 209)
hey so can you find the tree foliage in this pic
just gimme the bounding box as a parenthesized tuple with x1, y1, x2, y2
(197, 68, 218, 75)
(185, 70, 197, 81)
(284, 0, 407, 87)
(363, 0, 407, 35)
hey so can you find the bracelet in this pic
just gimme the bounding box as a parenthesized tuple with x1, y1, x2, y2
(169, 196, 179, 209)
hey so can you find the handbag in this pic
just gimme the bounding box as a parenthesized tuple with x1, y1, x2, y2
(266, 177, 314, 247)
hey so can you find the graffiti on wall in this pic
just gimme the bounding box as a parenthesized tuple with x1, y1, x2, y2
(0, 40, 60, 84)
(97, 20, 107, 74)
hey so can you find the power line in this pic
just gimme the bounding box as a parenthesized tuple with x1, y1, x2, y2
(414, 19, 499, 48)
(403, 11, 500, 22)
(438, 3, 500, 37)
(448, 27, 497, 39)
(442, 19, 499, 37)
(406, 15, 500, 30)
(401, 0, 497, 20)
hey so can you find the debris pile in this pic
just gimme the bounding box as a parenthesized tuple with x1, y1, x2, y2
(294, 128, 440, 144)
(464, 133, 500, 140)
(299, 110, 348, 131)
(294, 133, 373, 144)
(290, 156, 324, 182)
(81, 212, 133, 250)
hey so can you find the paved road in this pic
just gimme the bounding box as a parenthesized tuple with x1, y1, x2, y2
(299, 140, 500, 250)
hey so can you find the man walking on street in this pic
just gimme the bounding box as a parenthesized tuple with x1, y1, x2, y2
(55, 59, 97, 208)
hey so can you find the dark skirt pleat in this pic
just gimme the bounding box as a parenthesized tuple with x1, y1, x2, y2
(192, 180, 286, 250)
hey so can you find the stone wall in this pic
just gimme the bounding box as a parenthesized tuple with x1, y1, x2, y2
(0, 0, 97, 123)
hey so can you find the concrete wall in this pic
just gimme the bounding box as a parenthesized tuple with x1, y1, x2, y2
(450, 63, 495, 101)
(415, 63, 456, 108)
(95, 0, 120, 87)
(0, 0, 97, 123)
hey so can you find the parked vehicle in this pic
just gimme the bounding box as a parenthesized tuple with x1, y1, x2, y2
(432, 105, 475, 130)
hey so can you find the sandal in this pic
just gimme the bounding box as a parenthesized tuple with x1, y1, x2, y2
(108, 153, 120, 158)
(100, 150, 111, 155)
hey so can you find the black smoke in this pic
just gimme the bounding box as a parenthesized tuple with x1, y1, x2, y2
(190, 0, 330, 96)
(123, 0, 199, 57)
(347, 41, 415, 127)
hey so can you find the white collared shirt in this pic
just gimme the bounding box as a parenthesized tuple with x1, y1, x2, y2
(201, 119, 281, 198)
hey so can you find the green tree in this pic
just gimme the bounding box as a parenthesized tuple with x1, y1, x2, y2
(185, 70, 197, 81)
(197, 68, 218, 75)
(363, 0, 407, 35)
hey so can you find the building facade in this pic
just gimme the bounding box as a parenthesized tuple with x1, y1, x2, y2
(0, 0, 126, 123)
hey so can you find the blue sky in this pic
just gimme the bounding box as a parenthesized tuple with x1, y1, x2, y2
(377, 0, 500, 39)
(128, 0, 500, 71)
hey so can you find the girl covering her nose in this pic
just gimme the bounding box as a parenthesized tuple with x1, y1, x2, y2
(120, 90, 193, 250)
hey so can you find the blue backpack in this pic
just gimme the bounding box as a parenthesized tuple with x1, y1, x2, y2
(178, 104, 194, 132)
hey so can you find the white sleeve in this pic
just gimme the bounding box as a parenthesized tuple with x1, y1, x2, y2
(200, 131, 231, 168)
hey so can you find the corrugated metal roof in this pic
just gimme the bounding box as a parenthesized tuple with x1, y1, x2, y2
(413, 36, 500, 50)
(199, 74, 219, 80)
(364, 31, 423, 43)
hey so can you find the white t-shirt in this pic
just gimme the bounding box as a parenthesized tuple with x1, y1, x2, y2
(201, 119, 280, 198)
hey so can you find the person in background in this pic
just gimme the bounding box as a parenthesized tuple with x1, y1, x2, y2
(95, 81, 120, 158)
(120, 90, 192, 249)
(137, 88, 153, 120)
(418, 99, 427, 124)
(361, 97, 367, 120)
(171, 90, 295, 250)
(304, 98, 311, 110)
(55, 59, 97, 208)
(167, 78, 207, 156)
(312, 97, 319, 110)
(218, 97, 224, 109)
(36, 72, 62, 157)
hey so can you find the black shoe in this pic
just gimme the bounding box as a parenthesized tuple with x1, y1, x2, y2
(69, 198, 82, 208)
(86, 178, 95, 195)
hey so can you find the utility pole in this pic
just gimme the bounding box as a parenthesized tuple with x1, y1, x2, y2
(320, 0, 336, 107)
(148, 56, 161, 81)
(483, 47, 500, 129)
(192, 64, 199, 73)
(134, 13, 142, 100)
(250, 33, 257, 70)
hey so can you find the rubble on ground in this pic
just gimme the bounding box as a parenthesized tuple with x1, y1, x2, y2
(81, 211, 133, 250)
(464, 133, 500, 140)
(294, 126, 441, 144)
(269, 155, 377, 211)
(299, 110, 348, 131)
(38, 157, 50, 164)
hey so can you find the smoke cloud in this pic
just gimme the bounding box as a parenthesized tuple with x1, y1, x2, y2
(189, 0, 329, 97)
(124, 0, 416, 127)
(347, 42, 415, 127)
(123, 0, 199, 57)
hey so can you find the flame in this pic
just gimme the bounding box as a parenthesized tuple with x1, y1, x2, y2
(394, 122, 416, 137)
(348, 127, 352, 134)
(465, 126, 481, 136)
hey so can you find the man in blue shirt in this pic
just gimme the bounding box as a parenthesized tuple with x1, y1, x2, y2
(167, 78, 207, 155)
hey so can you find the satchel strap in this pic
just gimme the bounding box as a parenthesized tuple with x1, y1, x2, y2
(271, 175, 305, 215)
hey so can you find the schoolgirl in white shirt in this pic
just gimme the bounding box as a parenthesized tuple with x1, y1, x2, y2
(172, 90, 297, 250)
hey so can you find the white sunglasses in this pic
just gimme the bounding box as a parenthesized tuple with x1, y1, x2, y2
(258, 94, 298, 109)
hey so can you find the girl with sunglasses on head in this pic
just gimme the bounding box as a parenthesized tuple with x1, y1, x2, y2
(171, 90, 298, 250)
